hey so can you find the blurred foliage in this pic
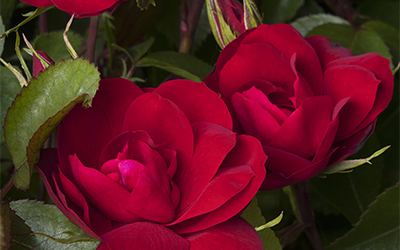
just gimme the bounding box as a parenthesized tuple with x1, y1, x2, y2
(1, 0, 398, 249)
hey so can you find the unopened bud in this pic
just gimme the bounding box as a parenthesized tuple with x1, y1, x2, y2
(206, 0, 261, 48)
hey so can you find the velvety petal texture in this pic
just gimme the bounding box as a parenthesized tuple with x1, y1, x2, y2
(20, 0, 126, 17)
(204, 23, 394, 190)
(37, 78, 267, 249)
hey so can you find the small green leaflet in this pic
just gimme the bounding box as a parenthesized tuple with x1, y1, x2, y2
(322, 146, 390, 175)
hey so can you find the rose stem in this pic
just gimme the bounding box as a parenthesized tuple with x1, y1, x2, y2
(86, 16, 100, 63)
(178, 0, 205, 54)
(290, 181, 324, 250)
(39, 11, 48, 34)
(0, 176, 14, 200)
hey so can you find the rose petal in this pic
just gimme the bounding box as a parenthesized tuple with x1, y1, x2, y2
(127, 156, 176, 224)
(58, 169, 113, 236)
(51, 0, 126, 17)
(155, 80, 233, 130)
(36, 149, 101, 239)
(20, 0, 53, 7)
(242, 23, 323, 95)
(183, 216, 263, 250)
(324, 65, 381, 140)
(92, 78, 144, 137)
(122, 92, 194, 178)
(69, 155, 141, 223)
(270, 96, 334, 159)
(170, 135, 266, 234)
(261, 146, 334, 190)
(204, 28, 252, 93)
(232, 90, 281, 145)
(218, 42, 295, 104)
(175, 122, 236, 213)
(97, 222, 190, 250)
(325, 53, 393, 138)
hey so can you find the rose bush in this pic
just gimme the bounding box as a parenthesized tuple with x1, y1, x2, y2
(36, 77, 267, 249)
(204, 23, 393, 190)
(21, 0, 126, 17)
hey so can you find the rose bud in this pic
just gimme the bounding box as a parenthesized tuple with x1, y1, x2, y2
(204, 23, 394, 190)
(206, 0, 262, 48)
(37, 78, 267, 249)
(32, 51, 54, 78)
(20, 0, 126, 18)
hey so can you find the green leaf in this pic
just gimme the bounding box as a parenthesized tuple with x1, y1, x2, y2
(241, 197, 283, 250)
(127, 36, 155, 64)
(0, 0, 17, 22)
(4, 58, 100, 190)
(322, 146, 391, 174)
(136, 51, 213, 82)
(362, 21, 399, 64)
(1, 201, 13, 249)
(326, 182, 399, 250)
(33, 31, 83, 62)
(0, 66, 21, 144)
(260, 0, 305, 24)
(290, 14, 350, 37)
(350, 29, 392, 68)
(306, 23, 354, 48)
(10, 200, 100, 249)
(306, 23, 392, 66)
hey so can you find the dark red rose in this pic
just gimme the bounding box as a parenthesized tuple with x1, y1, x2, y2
(21, 0, 126, 18)
(204, 23, 393, 190)
(37, 78, 267, 249)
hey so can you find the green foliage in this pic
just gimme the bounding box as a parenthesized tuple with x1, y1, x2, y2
(362, 21, 399, 64)
(307, 23, 393, 67)
(290, 14, 349, 37)
(327, 183, 399, 250)
(0, 66, 21, 144)
(241, 197, 283, 250)
(0, 0, 17, 23)
(33, 31, 83, 62)
(136, 51, 213, 82)
(10, 200, 100, 249)
(4, 58, 100, 190)
(260, 0, 305, 24)
(126, 36, 155, 64)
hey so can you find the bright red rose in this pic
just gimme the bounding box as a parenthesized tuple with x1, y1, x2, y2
(21, 0, 126, 18)
(204, 23, 393, 190)
(37, 78, 267, 249)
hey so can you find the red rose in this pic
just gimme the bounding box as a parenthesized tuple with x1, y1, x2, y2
(204, 23, 393, 190)
(37, 78, 267, 249)
(21, 0, 126, 17)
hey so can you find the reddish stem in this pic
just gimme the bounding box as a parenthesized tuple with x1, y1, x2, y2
(87, 16, 100, 63)
(179, 0, 205, 54)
